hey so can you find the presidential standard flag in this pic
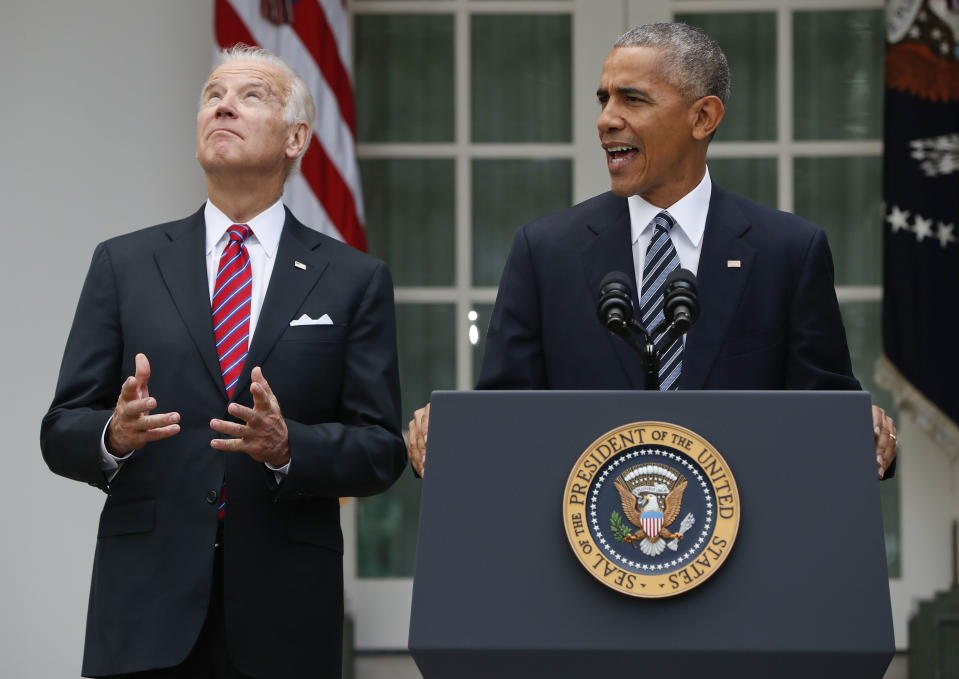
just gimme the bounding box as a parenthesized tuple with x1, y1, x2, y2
(880, 0, 959, 445)
(214, 0, 367, 251)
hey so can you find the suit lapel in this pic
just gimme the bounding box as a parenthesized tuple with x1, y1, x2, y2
(154, 208, 227, 397)
(580, 196, 646, 389)
(233, 210, 330, 397)
(680, 184, 756, 388)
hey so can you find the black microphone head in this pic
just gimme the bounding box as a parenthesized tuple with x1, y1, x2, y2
(664, 268, 699, 330)
(599, 270, 634, 293)
(598, 271, 635, 334)
(665, 267, 697, 292)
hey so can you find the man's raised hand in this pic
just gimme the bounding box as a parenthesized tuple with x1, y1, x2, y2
(209, 367, 291, 468)
(106, 353, 181, 455)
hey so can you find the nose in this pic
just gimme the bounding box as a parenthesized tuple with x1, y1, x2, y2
(215, 94, 237, 119)
(597, 101, 624, 134)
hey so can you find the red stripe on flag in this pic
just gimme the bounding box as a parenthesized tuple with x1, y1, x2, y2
(214, 0, 257, 47)
(213, 0, 367, 252)
(301, 138, 367, 250)
(292, 0, 357, 135)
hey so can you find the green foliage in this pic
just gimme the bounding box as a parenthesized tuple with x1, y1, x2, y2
(610, 510, 632, 542)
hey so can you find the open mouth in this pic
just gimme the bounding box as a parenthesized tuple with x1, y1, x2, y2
(606, 145, 638, 164)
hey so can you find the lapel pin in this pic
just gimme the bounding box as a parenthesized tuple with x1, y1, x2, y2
(294, 260, 307, 270)
(727, 260, 741, 268)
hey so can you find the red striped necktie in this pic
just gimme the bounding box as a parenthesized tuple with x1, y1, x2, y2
(212, 224, 253, 399)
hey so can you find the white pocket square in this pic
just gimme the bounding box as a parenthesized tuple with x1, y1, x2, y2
(290, 313, 334, 326)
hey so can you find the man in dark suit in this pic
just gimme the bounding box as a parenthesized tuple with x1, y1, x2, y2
(408, 22, 898, 478)
(41, 46, 406, 678)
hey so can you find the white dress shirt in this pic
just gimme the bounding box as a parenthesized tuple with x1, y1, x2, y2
(628, 167, 712, 289)
(100, 198, 290, 479)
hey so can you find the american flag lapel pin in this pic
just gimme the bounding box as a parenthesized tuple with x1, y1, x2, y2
(294, 260, 307, 270)
(727, 260, 741, 268)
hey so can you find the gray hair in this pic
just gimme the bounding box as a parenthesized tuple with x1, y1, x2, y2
(206, 44, 316, 171)
(613, 23, 730, 105)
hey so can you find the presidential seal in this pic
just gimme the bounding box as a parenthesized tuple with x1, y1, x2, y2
(563, 422, 740, 598)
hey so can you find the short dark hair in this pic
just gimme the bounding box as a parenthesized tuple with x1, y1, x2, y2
(614, 23, 730, 105)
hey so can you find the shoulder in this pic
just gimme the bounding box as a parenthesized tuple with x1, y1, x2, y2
(283, 210, 391, 285)
(97, 207, 204, 251)
(709, 184, 824, 252)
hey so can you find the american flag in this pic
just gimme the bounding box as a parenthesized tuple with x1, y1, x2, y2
(214, 0, 366, 250)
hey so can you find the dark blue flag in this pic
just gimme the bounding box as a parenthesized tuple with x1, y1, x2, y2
(880, 1, 959, 438)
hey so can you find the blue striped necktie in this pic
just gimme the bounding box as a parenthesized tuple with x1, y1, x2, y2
(640, 211, 683, 390)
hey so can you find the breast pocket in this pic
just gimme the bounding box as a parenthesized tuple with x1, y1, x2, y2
(280, 324, 348, 343)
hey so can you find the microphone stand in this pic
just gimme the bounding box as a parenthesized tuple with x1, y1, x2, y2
(608, 319, 660, 391)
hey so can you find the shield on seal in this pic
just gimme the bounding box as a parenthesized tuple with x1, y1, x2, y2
(641, 510, 664, 539)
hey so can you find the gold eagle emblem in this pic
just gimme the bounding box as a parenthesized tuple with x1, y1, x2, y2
(613, 464, 695, 556)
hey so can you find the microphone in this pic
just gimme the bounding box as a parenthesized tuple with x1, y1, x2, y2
(662, 268, 699, 334)
(597, 271, 636, 335)
(597, 271, 663, 391)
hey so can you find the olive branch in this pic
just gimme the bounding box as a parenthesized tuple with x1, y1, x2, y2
(610, 510, 632, 542)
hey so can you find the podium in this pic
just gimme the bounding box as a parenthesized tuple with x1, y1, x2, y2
(409, 391, 894, 678)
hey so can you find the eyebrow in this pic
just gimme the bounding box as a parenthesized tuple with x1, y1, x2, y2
(596, 86, 652, 99)
(202, 79, 272, 96)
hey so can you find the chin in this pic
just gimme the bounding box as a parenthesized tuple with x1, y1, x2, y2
(608, 178, 639, 198)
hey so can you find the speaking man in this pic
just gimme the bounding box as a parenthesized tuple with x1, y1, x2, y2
(41, 46, 406, 678)
(408, 23, 898, 479)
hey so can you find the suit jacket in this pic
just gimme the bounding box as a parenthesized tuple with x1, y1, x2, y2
(478, 183, 860, 392)
(41, 207, 406, 678)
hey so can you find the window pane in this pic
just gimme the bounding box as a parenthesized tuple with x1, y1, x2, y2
(793, 10, 884, 140)
(839, 301, 900, 577)
(396, 303, 455, 426)
(356, 302, 453, 577)
(355, 14, 454, 142)
(471, 14, 572, 142)
(794, 156, 882, 286)
(674, 12, 777, 142)
(356, 470, 421, 577)
(472, 158, 572, 286)
(708, 157, 777, 208)
(361, 158, 455, 286)
(470, 303, 495, 386)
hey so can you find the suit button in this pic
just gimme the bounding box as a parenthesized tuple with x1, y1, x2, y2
(206, 490, 218, 504)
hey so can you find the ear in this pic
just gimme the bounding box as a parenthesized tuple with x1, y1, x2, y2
(690, 95, 725, 141)
(285, 121, 311, 160)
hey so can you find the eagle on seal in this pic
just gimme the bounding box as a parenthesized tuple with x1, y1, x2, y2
(614, 475, 688, 557)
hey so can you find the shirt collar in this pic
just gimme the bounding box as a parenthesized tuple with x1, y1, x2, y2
(628, 167, 712, 247)
(204, 198, 285, 258)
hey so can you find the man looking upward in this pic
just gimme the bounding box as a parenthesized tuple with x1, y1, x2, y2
(408, 23, 898, 479)
(42, 46, 406, 678)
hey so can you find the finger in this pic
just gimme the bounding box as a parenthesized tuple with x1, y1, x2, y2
(210, 436, 247, 452)
(140, 423, 180, 443)
(134, 353, 152, 399)
(210, 418, 247, 438)
(117, 396, 158, 418)
(227, 402, 255, 424)
(118, 376, 142, 404)
(412, 404, 430, 447)
(134, 412, 180, 431)
(251, 367, 275, 399)
(422, 403, 430, 444)
(250, 380, 272, 413)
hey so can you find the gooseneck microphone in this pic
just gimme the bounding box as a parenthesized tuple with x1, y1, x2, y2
(597, 271, 637, 335)
(598, 268, 700, 390)
(597, 271, 658, 389)
(656, 268, 700, 336)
